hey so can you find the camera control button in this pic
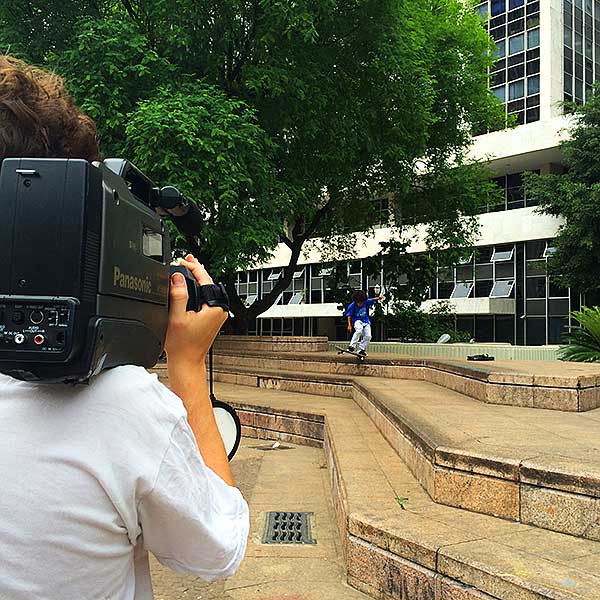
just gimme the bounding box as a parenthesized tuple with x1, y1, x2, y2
(12, 310, 24, 324)
(30, 310, 44, 325)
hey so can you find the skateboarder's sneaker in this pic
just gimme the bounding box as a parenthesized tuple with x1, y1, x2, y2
(348, 346, 356, 353)
(358, 349, 367, 357)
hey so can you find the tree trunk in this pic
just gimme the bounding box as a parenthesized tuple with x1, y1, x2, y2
(230, 315, 250, 335)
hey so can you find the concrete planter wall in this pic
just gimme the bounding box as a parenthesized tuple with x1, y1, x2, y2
(330, 341, 560, 361)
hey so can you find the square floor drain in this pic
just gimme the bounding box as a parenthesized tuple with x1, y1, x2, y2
(262, 511, 316, 545)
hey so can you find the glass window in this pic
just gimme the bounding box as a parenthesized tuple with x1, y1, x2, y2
(492, 86, 506, 102)
(509, 79, 525, 99)
(527, 59, 540, 75)
(451, 282, 474, 299)
(456, 264, 474, 281)
(496, 316, 515, 343)
(549, 317, 569, 344)
(492, 247, 515, 261)
(508, 64, 525, 80)
(543, 242, 557, 258)
(288, 292, 304, 305)
(508, 18, 525, 35)
(527, 27, 540, 48)
(510, 0, 524, 7)
(526, 239, 546, 259)
(526, 317, 546, 345)
(438, 266, 454, 282)
(526, 276, 546, 298)
(268, 269, 282, 281)
(496, 261, 515, 279)
(549, 281, 569, 298)
(527, 75, 540, 94)
(527, 259, 547, 276)
(478, 3, 489, 18)
(490, 280, 515, 297)
(245, 294, 258, 307)
(475, 280, 494, 297)
(492, 0, 506, 16)
(476, 247, 494, 263)
(527, 299, 546, 315)
(476, 263, 494, 279)
(495, 39, 506, 58)
(293, 268, 305, 278)
(549, 298, 570, 315)
(509, 33, 525, 54)
(438, 282, 454, 299)
(475, 316, 494, 342)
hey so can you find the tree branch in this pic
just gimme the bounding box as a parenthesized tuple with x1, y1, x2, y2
(119, 0, 142, 27)
(280, 234, 294, 249)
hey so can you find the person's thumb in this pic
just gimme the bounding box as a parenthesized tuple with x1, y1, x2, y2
(169, 272, 189, 318)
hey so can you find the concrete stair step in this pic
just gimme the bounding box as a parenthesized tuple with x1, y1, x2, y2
(210, 349, 600, 412)
(352, 377, 600, 543)
(211, 381, 600, 600)
(154, 361, 600, 541)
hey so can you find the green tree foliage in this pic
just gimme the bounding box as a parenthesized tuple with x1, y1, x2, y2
(126, 83, 283, 274)
(382, 302, 470, 343)
(0, 1, 101, 62)
(525, 88, 600, 294)
(1, 0, 503, 331)
(50, 19, 174, 155)
(558, 307, 600, 362)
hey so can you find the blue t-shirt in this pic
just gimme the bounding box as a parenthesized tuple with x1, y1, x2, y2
(344, 298, 375, 325)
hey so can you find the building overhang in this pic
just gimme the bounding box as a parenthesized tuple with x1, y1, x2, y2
(257, 303, 342, 319)
(421, 298, 516, 316)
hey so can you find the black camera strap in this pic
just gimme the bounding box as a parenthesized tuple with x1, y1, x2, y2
(209, 345, 216, 403)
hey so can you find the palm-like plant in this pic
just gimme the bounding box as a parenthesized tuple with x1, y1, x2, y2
(558, 306, 600, 362)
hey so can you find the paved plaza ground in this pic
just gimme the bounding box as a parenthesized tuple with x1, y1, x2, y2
(150, 440, 367, 600)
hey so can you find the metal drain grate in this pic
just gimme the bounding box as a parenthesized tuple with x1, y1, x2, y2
(262, 511, 316, 545)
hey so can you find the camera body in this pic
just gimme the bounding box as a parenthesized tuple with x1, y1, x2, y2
(0, 158, 225, 383)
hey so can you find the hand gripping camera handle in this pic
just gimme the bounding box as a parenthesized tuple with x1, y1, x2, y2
(168, 265, 230, 313)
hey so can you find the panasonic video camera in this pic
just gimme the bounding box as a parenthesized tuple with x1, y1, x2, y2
(0, 158, 229, 383)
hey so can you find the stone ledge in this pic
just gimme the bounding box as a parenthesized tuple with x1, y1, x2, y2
(209, 350, 600, 412)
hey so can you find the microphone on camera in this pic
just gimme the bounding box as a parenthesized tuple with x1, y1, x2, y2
(157, 186, 206, 248)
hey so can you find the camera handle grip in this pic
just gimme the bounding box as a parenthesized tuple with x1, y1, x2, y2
(169, 265, 230, 313)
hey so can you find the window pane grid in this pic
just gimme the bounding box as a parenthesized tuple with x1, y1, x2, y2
(479, 0, 541, 127)
(564, 0, 600, 102)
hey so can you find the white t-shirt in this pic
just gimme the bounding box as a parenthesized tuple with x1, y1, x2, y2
(0, 365, 249, 600)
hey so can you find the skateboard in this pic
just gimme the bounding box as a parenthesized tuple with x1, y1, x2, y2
(335, 346, 367, 362)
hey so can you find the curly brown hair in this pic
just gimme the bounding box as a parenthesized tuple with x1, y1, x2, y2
(0, 55, 100, 163)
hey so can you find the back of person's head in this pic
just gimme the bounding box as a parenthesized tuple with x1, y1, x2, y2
(352, 290, 367, 303)
(0, 55, 100, 163)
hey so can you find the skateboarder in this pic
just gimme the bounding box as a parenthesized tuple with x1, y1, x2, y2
(344, 290, 384, 356)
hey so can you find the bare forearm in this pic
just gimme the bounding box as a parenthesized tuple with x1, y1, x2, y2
(167, 360, 234, 486)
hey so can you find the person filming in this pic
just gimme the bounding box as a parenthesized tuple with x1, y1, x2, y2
(0, 55, 249, 599)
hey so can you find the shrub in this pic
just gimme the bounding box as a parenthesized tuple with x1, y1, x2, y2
(558, 306, 600, 362)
